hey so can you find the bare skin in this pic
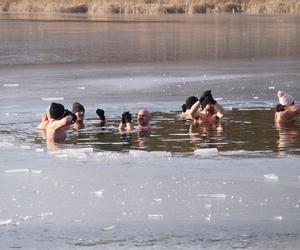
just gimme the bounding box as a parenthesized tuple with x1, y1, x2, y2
(181, 109, 201, 120)
(137, 109, 151, 131)
(275, 105, 300, 127)
(190, 100, 225, 126)
(73, 110, 85, 130)
(118, 109, 151, 132)
(38, 113, 73, 143)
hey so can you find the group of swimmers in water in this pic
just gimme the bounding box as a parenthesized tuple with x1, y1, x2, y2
(38, 89, 299, 145)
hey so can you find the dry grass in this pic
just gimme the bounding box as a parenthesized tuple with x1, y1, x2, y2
(1, 0, 300, 15)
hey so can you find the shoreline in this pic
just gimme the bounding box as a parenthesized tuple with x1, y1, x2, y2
(1, 0, 300, 16)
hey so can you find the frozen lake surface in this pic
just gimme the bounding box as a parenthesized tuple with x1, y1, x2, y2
(1, 14, 300, 249)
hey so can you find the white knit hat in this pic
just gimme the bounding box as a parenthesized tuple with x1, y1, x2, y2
(277, 90, 294, 106)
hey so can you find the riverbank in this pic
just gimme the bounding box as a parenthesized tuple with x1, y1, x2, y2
(1, 0, 300, 15)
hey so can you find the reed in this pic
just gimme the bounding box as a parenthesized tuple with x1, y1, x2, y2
(1, 0, 300, 15)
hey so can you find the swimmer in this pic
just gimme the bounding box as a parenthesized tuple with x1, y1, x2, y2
(181, 96, 200, 120)
(118, 109, 151, 132)
(118, 111, 134, 132)
(38, 102, 77, 143)
(190, 90, 225, 125)
(275, 90, 300, 126)
(137, 109, 151, 131)
(72, 102, 85, 130)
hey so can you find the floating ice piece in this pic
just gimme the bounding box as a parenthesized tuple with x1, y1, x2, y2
(91, 189, 104, 197)
(148, 214, 164, 220)
(38, 212, 53, 217)
(152, 198, 162, 203)
(36, 148, 44, 152)
(194, 148, 218, 156)
(268, 86, 275, 90)
(49, 148, 93, 160)
(264, 174, 278, 181)
(3, 84, 19, 87)
(273, 216, 283, 221)
(0, 219, 13, 226)
(253, 96, 259, 99)
(129, 150, 171, 158)
(20, 216, 32, 221)
(205, 203, 212, 209)
(4, 169, 42, 174)
(197, 194, 227, 199)
(41, 97, 64, 101)
(0, 142, 14, 147)
(102, 225, 115, 231)
(77, 86, 86, 90)
(205, 214, 211, 221)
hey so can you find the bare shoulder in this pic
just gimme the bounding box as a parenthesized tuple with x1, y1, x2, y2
(49, 117, 72, 130)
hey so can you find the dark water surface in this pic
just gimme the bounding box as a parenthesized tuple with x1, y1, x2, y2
(1, 14, 300, 65)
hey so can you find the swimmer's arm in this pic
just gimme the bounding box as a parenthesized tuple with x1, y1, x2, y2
(37, 121, 48, 130)
(52, 116, 73, 130)
(214, 103, 225, 118)
(37, 114, 49, 130)
(190, 100, 201, 119)
(118, 122, 134, 132)
(282, 105, 300, 120)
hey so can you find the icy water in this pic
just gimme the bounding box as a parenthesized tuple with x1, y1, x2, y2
(1, 14, 300, 249)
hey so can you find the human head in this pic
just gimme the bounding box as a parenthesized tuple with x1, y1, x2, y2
(137, 109, 151, 126)
(277, 90, 294, 106)
(185, 96, 198, 109)
(181, 104, 187, 113)
(199, 90, 214, 110)
(48, 103, 65, 119)
(72, 102, 85, 122)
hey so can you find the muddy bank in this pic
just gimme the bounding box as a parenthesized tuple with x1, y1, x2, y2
(1, 0, 300, 15)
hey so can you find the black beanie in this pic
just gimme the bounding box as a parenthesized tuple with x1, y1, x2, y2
(49, 103, 65, 119)
(72, 102, 85, 113)
(199, 90, 213, 110)
(185, 96, 199, 109)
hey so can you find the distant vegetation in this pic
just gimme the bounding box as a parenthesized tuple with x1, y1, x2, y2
(1, 0, 300, 15)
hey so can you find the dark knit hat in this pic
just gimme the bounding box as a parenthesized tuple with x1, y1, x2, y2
(49, 103, 65, 119)
(72, 102, 85, 113)
(199, 90, 215, 110)
(185, 96, 199, 109)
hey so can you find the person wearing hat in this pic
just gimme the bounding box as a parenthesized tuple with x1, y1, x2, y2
(37, 102, 77, 143)
(190, 90, 225, 126)
(118, 109, 151, 132)
(275, 90, 300, 126)
(180, 96, 200, 120)
(72, 102, 85, 129)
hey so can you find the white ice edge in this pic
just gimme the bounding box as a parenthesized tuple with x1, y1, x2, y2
(4, 169, 42, 174)
(197, 194, 227, 199)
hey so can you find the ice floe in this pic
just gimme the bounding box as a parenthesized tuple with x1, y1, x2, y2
(197, 194, 227, 199)
(194, 148, 218, 156)
(41, 97, 64, 101)
(91, 189, 104, 197)
(4, 169, 42, 174)
(264, 173, 278, 182)
(148, 214, 164, 220)
(0, 219, 13, 226)
(102, 225, 115, 231)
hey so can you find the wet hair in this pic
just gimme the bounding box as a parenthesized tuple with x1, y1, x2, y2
(185, 96, 198, 109)
(72, 102, 85, 113)
(49, 103, 65, 119)
(181, 104, 187, 113)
